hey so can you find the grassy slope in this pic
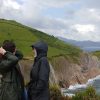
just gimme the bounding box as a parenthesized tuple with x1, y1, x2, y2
(0, 19, 82, 59)
(92, 51, 100, 59)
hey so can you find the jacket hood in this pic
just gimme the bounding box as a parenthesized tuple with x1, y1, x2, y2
(31, 41, 48, 55)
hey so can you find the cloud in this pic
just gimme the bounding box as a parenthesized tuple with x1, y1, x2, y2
(0, 0, 21, 19)
(74, 24, 95, 34)
(0, 0, 100, 41)
(83, 0, 100, 9)
(4, 0, 20, 9)
(37, 0, 76, 8)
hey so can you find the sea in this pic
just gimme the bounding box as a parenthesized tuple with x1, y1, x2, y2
(61, 75, 100, 97)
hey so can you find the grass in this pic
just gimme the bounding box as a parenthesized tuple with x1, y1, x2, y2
(92, 51, 100, 59)
(0, 19, 82, 59)
(72, 86, 100, 100)
(49, 85, 100, 100)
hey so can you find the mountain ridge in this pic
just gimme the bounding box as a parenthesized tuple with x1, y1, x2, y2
(58, 37, 100, 52)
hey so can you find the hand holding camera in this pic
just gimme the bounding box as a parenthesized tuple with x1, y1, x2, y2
(0, 47, 6, 55)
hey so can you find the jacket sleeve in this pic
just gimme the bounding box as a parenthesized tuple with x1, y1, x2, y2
(33, 57, 50, 94)
(15, 50, 23, 60)
(0, 52, 18, 73)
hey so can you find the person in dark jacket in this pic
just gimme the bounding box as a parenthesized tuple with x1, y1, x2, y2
(0, 40, 25, 100)
(27, 41, 50, 100)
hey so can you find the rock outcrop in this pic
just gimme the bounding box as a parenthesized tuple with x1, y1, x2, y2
(51, 53, 100, 88)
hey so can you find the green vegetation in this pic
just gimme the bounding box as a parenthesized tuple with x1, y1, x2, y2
(0, 19, 82, 59)
(92, 51, 100, 59)
(50, 85, 100, 100)
(72, 86, 100, 100)
(49, 84, 71, 100)
(50, 84, 62, 100)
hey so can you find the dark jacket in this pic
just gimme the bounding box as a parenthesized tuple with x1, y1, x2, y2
(28, 41, 50, 100)
(0, 52, 24, 100)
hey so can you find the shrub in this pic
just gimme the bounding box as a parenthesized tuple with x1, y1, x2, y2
(49, 84, 62, 100)
(49, 85, 100, 100)
(49, 84, 72, 100)
(72, 86, 100, 100)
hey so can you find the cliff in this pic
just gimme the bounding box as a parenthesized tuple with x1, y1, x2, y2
(50, 53, 100, 88)
(20, 52, 100, 88)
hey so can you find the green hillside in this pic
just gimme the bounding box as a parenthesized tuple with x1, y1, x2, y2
(92, 51, 100, 59)
(0, 19, 82, 59)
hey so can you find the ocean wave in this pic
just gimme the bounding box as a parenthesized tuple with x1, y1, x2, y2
(61, 75, 100, 96)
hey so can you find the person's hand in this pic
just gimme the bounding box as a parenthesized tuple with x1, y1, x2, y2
(0, 47, 6, 55)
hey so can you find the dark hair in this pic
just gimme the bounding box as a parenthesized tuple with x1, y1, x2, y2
(2, 40, 16, 53)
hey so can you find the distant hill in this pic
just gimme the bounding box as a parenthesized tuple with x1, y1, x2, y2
(58, 37, 100, 52)
(0, 19, 82, 58)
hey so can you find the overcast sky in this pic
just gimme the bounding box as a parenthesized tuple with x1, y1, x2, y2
(0, 0, 100, 41)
